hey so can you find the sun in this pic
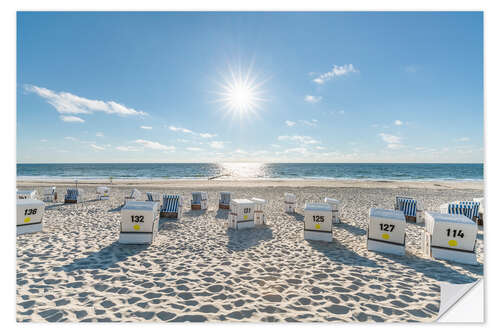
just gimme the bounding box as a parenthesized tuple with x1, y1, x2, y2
(214, 65, 267, 117)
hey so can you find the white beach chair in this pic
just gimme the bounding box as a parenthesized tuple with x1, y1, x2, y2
(303, 203, 333, 242)
(119, 201, 160, 244)
(17, 199, 45, 235)
(423, 211, 478, 265)
(64, 188, 83, 204)
(160, 194, 183, 218)
(251, 197, 266, 225)
(229, 199, 255, 230)
(191, 191, 208, 210)
(96, 186, 110, 200)
(284, 193, 296, 213)
(124, 189, 141, 205)
(324, 197, 341, 224)
(17, 190, 37, 200)
(395, 196, 422, 223)
(42, 187, 57, 202)
(473, 197, 484, 225)
(219, 192, 231, 210)
(367, 208, 406, 255)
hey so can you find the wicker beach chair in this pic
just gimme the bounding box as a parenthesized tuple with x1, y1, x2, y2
(161, 194, 183, 218)
(64, 188, 82, 204)
(191, 192, 208, 210)
(395, 196, 421, 223)
(219, 192, 231, 210)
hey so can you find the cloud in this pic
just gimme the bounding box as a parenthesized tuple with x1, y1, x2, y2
(135, 139, 175, 151)
(394, 120, 403, 126)
(278, 135, 320, 145)
(96, 132, 104, 137)
(209, 141, 225, 149)
(405, 65, 418, 73)
(338, 110, 345, 115)
(140, 126, 152, 130)
(315, 146, 326, 150)
(25, 84, 147, 117)
(90, 144, 105, 151)
(186, 147, 203, 151)
(300, 119, 318, 127)
(285, 120, 296, 127)
(379, 133, 403, 149)
(457, 137, 470, 142)
(60, 115, 85, 123)
(116, 146, 142, 152)
(313, 64, 359, 84)
(64, 136, 77, 141)
(168, 125, 216, 138)
(40, 139, 48, 142)
(304, 95, 322, 103)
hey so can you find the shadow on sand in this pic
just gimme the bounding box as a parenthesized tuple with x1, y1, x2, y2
(183, 210, 207, 218)
(215, 209, 229, 220)
(335, 222, 367, 237)
(307, 238, 380, 268)
(108, 205, 123, 213)
(286, 212, 304, 222)
(159, 218, 181, 231)
(44, 203, 66, 210)
(226, 225, 273, 252)
(56, 241, 149, 272)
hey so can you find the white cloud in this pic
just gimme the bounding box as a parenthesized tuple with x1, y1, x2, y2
(338, 110, 345, 115)
(315, 146, 326, 150)
(40, 139, 48, 142)
(168, 125, 216, 138)
(199, 133, 216, 139)
(96, 132, 104, 137)
(271, 144, 281, 148)
(313, 64, 359, 84)
(168, 126, 193, 134)
(304, 95, 322, 103)
(186, 147, 203, 151)
(278, 135, 320, 145)
(90, 144, 105, 151)
(284, 147, 308, 154)
(140, 126, 152, 130)
(300, 119, 318, 127)
(394, 120, 403, 126)
(60, 115, 85, 123)
(379, 133, 403, 149)
(116, 146, 141, 152)
(285, 120, 296, 127)
(135, 139, 175, 151)
(457, 137, 470, 142)
(25, 84, 147, 117)
(405, 65, 418, 73)
(64, 136, 77, 141)
(209, 141, 225, 149)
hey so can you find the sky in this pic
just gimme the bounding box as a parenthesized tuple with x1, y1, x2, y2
(17, 12, 483, 163)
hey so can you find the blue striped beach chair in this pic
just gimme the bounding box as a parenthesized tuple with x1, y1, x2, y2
(64, 188, 82, 204)
(395, 196, 419, 223)
(191, 192, 208, 210)
(473, 197, 484, 225)
(146, 192, 162, 202)
(442, 201, 480, 222)
(219, 192, 231, 209)
(161, 194, 183, 218)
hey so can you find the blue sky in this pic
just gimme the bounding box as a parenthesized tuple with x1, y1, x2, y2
(17, 12, 483, 163)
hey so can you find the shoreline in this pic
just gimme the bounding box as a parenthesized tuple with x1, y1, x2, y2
(16, 178, 484, 190)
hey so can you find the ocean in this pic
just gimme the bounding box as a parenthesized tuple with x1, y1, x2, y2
(16, 163, 484, 181)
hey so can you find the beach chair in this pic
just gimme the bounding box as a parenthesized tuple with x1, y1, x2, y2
(146, 192, 162, 202)
(119, 201, 160, 244)
(191, 191, 208, 210)
(395, 196, 422, 223)
(367, 208, 406, 256)
(324, 197, 341, 224)
(17, 190, 37, 200)
(124, 189, 141, 205)
(303, 203, 333, 242)
(64, 188, 83, 204)
(440, 202, 480, 223)
(251, 197, 267, 225)
(284, 193, 296, 213)
(219, 192, 231, 210)
(473, 197, 484, 225)
(423, 211, 478, 265)
(229, 199, 255, 230)
(17, 199, 45, 235)
(96, 186, 110, 200)
(42, 187, 57, 202)
(160, 194, 183, 218)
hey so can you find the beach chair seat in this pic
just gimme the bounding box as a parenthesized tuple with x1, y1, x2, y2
(191, 191, 208, 210)
(219, 192, 231, 210)
(17, 190, 37, 200)
(124, 189, 141, 205)
(303, 203, 333, 242)
(423, 211, 478, 265)
(367, 208, 406, 255)
(119, 201, 159, 244)
(161, 194, 183, 218)
(42, 187, 57, 202)
(17, 199, 45, 235)
(64, 188, 83, 204)
(284, 193, 296, 213)
(96, 186, 110, 200)
(473, 197, 484, 225)
(229, 199, 255, 230)
(324, 197, 341, 224)
(395, 196, 422, 223)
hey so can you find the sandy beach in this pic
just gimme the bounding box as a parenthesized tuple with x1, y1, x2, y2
(16, 179, 484, 322)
